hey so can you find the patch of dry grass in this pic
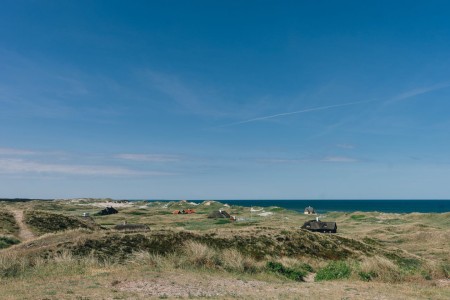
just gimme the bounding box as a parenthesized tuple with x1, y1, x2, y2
(358, 255, 403, 282)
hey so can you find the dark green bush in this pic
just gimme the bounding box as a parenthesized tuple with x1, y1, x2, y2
(0, 236, 20, 249)
(315, 261, 351, 281)
(421, 271, 432, 280)
(396, 257, 421, 273)
(358, 271, 377, 281)
(442, 263, 450, 278)
(266, 261, 307, 281)
(24, 210, 97, 234)
(0, 212, 19, 235)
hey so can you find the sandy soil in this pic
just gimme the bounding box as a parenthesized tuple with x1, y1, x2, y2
(10, 210, 35, 241)
(116, 272, 450, 299)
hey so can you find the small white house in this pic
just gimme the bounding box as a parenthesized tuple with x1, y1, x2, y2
(304, 206, 316, 215)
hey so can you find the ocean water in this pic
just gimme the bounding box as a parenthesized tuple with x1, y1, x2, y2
(149, 200, 450, 214)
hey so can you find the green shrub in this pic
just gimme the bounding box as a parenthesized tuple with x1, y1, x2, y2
(0, 212, 20, 235)
(421, 271, 432, 280)
(443, 264, 450, 278)
(358, 271, 377, 281)
(0, 236, 20, 249)
(24, 210, 98, 234)
(315, 261, 351, 281)
(299, 262, 314, 273)
(266, 261, 307, 281)
(395, 257, 421, 273)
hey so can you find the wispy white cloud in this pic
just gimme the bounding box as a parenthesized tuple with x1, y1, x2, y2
(321, 156, 358, 163)
(0, 147, 37, 156)
(144, 70, 251, 119)
(389, 82, 450, 103)
(218, 100, 372, 127)
(116, 153, 180, 162)
(147, 71, 202, 110)
(0, 159, 173, 176)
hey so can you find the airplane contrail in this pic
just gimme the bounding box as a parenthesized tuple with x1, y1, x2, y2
(218, 100, 372, 127)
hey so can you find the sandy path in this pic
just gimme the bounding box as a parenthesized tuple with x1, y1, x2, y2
(117, 272, 450, 300)
(11, 210, 35, 241)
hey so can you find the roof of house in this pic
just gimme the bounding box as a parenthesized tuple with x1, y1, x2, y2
(98, 206, 118, 215)
(304, 206, 315, 212)
(301, 220, 337, 230)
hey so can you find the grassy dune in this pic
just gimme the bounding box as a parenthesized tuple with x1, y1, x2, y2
(0, 199, 449, 299)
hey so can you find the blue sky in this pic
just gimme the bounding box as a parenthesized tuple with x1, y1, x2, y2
(1, 1, 450, 199)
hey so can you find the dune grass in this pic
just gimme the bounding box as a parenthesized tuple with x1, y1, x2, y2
(1, 199, 449, 299)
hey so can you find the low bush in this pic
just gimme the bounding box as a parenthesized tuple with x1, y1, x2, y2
(315, 261, 351, 281)
(0, 236, 20, 249)
(24, 210, 98, 234)
(0, 212, 19, 235)
(358, 271, 377, 281)
(395, 257, 422, 273)
(441, 263, 450, 278)
(266, 261, 307, 281)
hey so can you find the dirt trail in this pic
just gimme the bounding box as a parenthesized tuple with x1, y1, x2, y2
(11, 210, 35, 241)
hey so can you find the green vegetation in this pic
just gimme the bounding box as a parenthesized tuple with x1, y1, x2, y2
(214, 219, 230, 225)
(266, 261, 308, 281)
(315, 261, 351, 281)
(0, 236, 20, 249)
(396, 257, 422, 273)
(350, 214, 366, 220)
(24, 210, 99, 234)
(0, 211, 19, 236)
(358, 270, 377, 281)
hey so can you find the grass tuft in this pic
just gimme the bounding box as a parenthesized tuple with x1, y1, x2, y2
(315, 261, 351, 281)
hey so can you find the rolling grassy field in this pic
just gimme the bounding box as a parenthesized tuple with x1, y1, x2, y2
(0, 199, 449, 299)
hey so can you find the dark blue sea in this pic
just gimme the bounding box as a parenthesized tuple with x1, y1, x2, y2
(147, 200, 450, 214)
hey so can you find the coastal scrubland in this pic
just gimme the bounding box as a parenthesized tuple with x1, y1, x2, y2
(0, 199, 449, 299)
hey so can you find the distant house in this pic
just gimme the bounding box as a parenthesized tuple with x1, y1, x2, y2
(304, 206, 316, 215)
(301, 219, 337, 233)
(97, 206, 118, 215)
(207, 210, 231, 219)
